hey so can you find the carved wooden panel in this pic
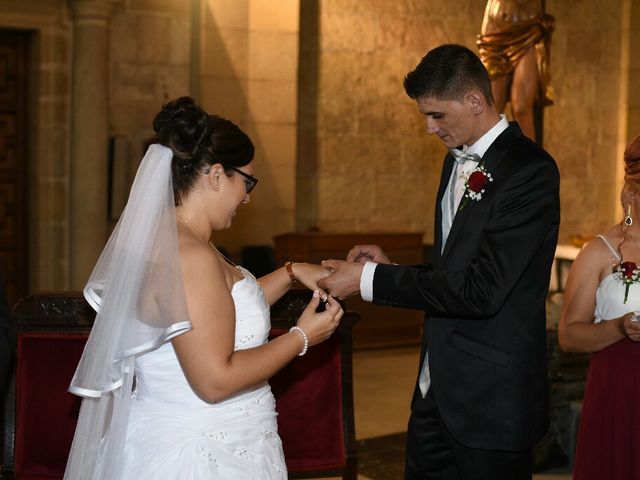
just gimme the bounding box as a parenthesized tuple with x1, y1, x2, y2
(12, 292, 96, 332)
(0, 31, 29, 308)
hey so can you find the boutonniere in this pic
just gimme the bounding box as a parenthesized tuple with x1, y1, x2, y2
(614, 261, 640, 303)
(458, 163, 493, 210)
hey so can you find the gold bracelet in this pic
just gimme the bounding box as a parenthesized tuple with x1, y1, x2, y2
(284, 261, 297, 282)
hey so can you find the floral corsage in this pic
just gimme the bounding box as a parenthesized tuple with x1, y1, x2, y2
(459, 164, 493, 210)
(614, 261, 640, 303)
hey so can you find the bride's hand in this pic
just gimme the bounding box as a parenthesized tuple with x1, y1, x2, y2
(620, 311, 640, 342)
(291, 263, 333, 293)
(295, 291, 344, 347)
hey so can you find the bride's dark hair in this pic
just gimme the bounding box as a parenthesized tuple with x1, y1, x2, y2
(150, 96, 254, 204)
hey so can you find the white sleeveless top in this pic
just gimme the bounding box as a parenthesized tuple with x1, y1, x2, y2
(594, 235, 640, 322)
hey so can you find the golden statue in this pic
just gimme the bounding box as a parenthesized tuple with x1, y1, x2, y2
(477, 0, 555, 141)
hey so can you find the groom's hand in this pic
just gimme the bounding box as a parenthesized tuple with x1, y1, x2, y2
(346, 244, 391, 264)
(317, 260, 364, 300)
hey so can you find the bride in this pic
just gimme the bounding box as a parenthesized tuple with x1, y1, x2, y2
(64, 97, 343, 479)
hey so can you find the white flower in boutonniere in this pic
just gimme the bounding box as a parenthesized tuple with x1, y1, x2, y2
(458, 164, 493, 210)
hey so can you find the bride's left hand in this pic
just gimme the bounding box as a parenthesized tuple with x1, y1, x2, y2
(291, 263, 333, 294)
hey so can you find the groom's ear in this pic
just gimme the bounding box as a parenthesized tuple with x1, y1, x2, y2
(465, 90, 485, 114)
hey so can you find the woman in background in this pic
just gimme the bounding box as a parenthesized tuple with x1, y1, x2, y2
(559, 136, 640, 479)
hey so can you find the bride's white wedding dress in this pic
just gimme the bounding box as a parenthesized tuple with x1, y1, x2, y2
(120, 267, 287, 479)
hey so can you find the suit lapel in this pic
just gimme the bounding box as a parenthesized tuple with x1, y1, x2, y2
(440, 123, 523, 265)
(434, 154, 456, 265)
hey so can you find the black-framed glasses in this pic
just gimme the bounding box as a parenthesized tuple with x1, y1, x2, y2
(230, 166, 258, 193)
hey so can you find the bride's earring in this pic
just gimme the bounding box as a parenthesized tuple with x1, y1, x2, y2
(625, 205, 633, 227)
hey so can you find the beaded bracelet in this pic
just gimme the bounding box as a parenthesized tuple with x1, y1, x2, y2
(289, 326, 309, 356)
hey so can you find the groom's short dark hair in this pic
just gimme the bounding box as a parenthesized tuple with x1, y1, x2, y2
(403, 44, 494, 104)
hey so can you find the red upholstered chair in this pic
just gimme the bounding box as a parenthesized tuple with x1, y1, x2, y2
(14, 333, 87, 480)
(7, 292, 93, 480)
(3, 290, 358, 480)
(270, 290, 358, 479)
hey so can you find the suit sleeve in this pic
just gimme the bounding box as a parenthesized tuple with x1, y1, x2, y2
(373, 158, 560, 317)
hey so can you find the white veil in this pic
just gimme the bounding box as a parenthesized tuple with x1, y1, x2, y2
(64, 144, 192, 480)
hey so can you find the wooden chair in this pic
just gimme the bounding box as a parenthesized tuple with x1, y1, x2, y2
(2, 290, 358, 479)
(270, 289, 358, 479)
(3, 293, 93, 480)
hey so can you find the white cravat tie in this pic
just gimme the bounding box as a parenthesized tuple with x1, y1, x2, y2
(420, 148, 480, 397)
(440, 148, 480, 251)
(451, 150, 481, 210)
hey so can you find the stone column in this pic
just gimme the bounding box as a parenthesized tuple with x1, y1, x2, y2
(69, 0, 114, 288)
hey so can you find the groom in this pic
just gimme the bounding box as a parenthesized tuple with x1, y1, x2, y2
(319, 44, 559, 479)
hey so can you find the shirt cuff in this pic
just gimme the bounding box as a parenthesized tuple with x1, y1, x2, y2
(360, 261, 377, 302)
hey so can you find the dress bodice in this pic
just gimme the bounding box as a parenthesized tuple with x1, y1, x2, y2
(133, 266, 271, 406)
(594, 273, 640, 322)
(594, 235, 640, 322)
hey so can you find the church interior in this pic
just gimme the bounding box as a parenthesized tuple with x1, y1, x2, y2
(1, 0, 639, 478)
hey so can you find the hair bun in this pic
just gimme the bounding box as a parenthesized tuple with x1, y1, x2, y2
(152, 96, 209, 159)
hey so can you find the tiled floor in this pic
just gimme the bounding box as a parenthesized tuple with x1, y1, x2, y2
(350, 346, 572, 480)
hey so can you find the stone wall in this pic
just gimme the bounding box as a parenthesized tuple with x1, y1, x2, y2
(299, 0, 639, 245)
(1, 0, 639, 293)
(108, 0, 301, 260)
(299, 0, 486, 240)
(0, 0, 72, 290)
(628, 1, 640, 151)
(109, 0, 192, 187)
(546, 0, 630, 241)
(1, 0, 299, 291)
(198, 0, 299, 255)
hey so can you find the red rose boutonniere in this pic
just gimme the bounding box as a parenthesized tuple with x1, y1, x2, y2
(459, 164, 493, 211)
(614, 261, 640, 303)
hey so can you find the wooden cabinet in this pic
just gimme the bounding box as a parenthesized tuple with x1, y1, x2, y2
(274, 233, 425, 349)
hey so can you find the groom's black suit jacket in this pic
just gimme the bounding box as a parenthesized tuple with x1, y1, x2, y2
(373, 123, 559, 451)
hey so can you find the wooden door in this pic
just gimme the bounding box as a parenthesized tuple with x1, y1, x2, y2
(0, 31, 30, 308)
